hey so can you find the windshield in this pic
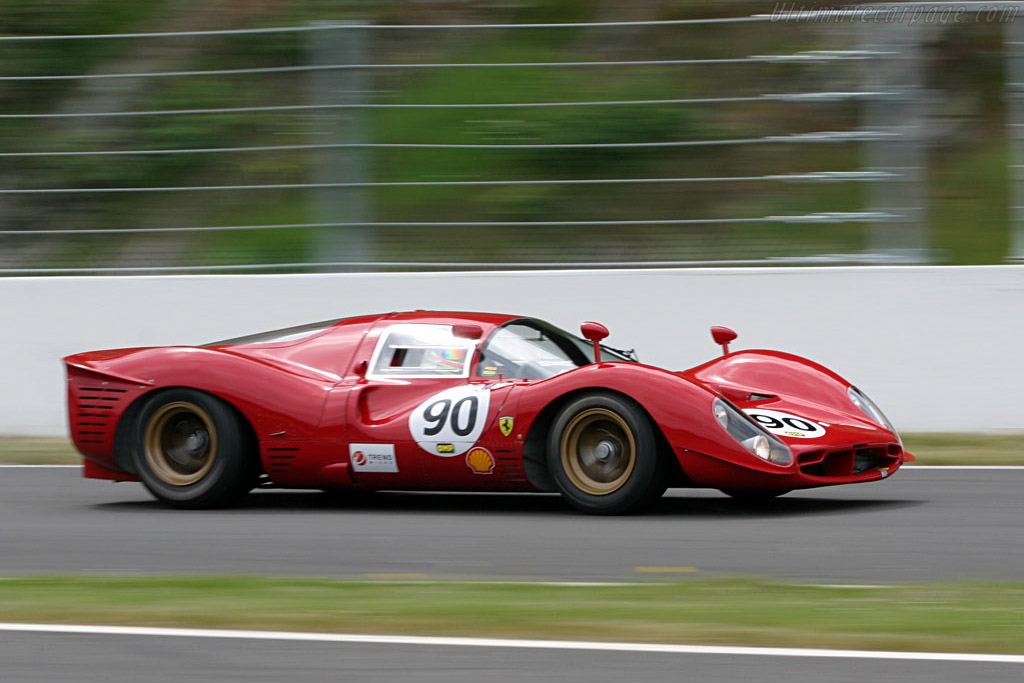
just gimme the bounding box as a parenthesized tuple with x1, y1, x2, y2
(477, 319, 631, 380)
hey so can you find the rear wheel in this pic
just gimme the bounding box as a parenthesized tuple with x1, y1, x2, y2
(547, 393, 666, 515)
(133, 389, 258, 509)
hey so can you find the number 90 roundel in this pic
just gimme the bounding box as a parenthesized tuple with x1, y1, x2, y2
(408, 386, 491, 456)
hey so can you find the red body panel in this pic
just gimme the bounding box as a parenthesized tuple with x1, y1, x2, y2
(64, 311, 909, 494)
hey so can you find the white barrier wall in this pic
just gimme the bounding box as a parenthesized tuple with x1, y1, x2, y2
(2, 266, 1023, 436)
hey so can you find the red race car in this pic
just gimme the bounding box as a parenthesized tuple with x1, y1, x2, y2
(64, 311, 912, 514)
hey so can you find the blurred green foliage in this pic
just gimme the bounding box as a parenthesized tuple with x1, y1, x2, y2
(0, 0, 1016, 269)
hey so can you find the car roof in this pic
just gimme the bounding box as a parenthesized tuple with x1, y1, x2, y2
(332, 311, 525, 331)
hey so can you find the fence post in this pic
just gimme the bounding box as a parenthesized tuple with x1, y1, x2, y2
(860, 17, 929, 263)
(307, 21, 374, 270)
(1007, 13, 1024, 262)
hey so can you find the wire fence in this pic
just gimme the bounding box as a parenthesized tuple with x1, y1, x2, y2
(0, 6, 1014, 273)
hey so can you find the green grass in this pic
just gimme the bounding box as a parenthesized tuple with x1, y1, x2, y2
(0, 437, 78, 464)
(901, 433, 1024, 466)
(0, 577, 1022, 654)
(4, 433, 1022, 466)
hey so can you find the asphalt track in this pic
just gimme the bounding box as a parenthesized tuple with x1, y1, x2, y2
(3, 467, 1023, 682)
(1, 467, 1022, 581)
(1, 629, 1022, 683)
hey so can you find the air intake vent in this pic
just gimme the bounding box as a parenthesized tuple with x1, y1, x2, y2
(266, 446, 299, 474)
(800, 446, 899, 477)
(73, 387, 125, 444)
(496, 450, 526, 483)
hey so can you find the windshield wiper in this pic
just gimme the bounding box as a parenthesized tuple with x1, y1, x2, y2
(600, 343, 639, 363)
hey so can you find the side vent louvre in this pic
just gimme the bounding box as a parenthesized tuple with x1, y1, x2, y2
(73, 386, 126, 445)
(266, 446, 300, 474)
(495, 450, 527, 484)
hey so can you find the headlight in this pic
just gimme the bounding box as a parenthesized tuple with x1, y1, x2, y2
(847, 386, 895, 432)
(712, 398, 793, 466)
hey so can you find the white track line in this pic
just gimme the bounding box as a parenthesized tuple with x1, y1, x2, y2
(0, 623, 1020, 664)
(0, 465, 78, 468)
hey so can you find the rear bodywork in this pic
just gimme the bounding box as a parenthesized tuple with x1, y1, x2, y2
(65, 311, 909, 494)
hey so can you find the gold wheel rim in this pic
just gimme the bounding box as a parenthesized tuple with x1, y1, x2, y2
(143, 401, 218, 486)
(560, 408, 636, 495)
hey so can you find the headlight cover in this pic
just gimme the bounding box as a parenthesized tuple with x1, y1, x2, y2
(712, 398, 793, 466)
(847, 386, 895, 432)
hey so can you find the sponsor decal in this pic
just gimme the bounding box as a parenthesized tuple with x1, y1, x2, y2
(466, 447, 495, 475)
(409, 385, 492, 456)
(482, 366, 498, 377)
(742, 408, 827, 439)
(879, 467, 889, 478)
(348, 443, 399, 473)
(436, 443, 455, 454)
(499, 416, 515, 438)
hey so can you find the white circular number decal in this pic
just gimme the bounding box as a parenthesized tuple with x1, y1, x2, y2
(742, 408, 826, 439)
(409, 386, 491, 456)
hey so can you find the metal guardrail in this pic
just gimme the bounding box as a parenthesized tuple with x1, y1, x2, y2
(0, 171, 899, 195)
(0, 212, 898, 237)
(0, 92, 893, 119)
(0, 131, 896, 157)
(0, 55, 894, 81)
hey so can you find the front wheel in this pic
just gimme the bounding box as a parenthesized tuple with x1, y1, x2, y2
(133, 389, 258, 509)
(547, 392, 666, 515)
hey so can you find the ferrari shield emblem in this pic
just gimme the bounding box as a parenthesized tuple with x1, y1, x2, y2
(499, 416, 515, 437)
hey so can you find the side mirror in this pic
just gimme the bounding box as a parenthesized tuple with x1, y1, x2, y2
(710, 326, 737, 356)
(580, 321, 610, 363)
(353, 359, 368, 380)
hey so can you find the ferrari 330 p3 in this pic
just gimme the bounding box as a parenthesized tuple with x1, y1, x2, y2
(64, 311, 912, 514)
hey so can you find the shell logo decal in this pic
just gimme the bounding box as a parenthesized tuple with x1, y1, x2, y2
(466, 447, 495, 475)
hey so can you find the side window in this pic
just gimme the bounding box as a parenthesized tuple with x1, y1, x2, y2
(368, 324, 475, 379)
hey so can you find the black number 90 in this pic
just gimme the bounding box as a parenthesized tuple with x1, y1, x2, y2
(423, 396, 479, 437)
(751, 413, 817, 433)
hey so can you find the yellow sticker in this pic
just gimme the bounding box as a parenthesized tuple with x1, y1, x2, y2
(499, 416, 514, 437)
(436, 443, 455, 454)
(482, 366, 498, 376)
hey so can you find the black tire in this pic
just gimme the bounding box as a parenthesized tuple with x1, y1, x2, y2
(719, 488, 791, 502)
(132, 389, 259, 509)
(547, 392, 666, 515)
